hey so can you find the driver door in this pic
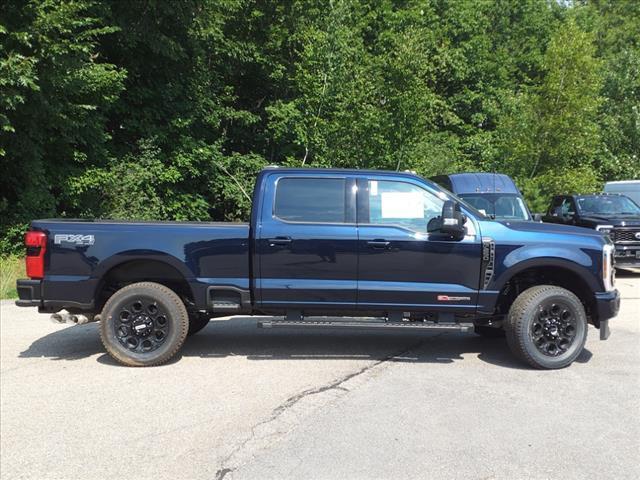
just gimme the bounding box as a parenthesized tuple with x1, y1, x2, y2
(356, 176, 481, 314)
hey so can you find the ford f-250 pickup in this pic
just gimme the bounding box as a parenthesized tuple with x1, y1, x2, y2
(542, 193, 640, 268)
(16, 168, 620, 369)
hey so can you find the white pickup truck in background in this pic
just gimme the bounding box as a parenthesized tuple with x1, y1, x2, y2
(605, 180, 640, 206)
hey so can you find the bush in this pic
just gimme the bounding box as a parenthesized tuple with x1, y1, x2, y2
(518, 166, 602, 213)
(0, 223, 27, 257)
(0, 255, 24, 299)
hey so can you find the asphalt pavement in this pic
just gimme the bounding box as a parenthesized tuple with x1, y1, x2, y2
(1, 272, 639, 480)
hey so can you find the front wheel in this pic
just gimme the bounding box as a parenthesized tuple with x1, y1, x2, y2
(505, 285, 588, 369)
(100, 282, 189, 366)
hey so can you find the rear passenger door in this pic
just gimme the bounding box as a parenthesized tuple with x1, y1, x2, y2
(256, 174, 358, 310)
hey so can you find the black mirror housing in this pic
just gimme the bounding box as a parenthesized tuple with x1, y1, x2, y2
(429, 200, 466, 240)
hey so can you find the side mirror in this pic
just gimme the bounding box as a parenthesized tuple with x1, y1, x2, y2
(429, 200, 466, 240)
(533, 213, 543, 222)
(552, 206, 563, 217)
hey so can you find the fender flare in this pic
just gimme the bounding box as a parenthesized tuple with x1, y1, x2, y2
(91, 250, 197, 298)
(490, 254, 601, 294)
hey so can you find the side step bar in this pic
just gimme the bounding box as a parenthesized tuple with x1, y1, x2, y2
(258, 319, 473, 332)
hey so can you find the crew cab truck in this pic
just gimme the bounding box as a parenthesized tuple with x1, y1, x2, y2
(16, 168, 620, 369)
(543, 194, 640, 268)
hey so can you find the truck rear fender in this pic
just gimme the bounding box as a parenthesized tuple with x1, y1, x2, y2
(93, 253, 196, 311)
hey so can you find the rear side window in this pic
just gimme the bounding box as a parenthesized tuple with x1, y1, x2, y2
(274, 177, 346, 223)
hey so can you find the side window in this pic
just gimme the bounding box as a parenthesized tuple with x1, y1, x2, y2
(274, 177, 346, 223)
(561, 198, 576, 216)
(367, 180, 443, 232)
(550, 196, 565, 215)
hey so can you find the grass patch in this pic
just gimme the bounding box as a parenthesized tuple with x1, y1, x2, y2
(1, 256, 24, 299)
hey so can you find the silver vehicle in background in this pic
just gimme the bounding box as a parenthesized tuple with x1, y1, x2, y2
(604, 180, 640, 206)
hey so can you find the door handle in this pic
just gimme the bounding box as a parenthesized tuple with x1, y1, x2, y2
(268, 236, 292, 246)
(367, 240, 390, 249)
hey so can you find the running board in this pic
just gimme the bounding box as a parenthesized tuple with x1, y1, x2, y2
(258, 319, 473, 332)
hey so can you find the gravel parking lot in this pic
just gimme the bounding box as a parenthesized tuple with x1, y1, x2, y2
(1, 272, 639, 480)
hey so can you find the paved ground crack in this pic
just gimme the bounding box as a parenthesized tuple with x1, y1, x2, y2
(214, 338, 431, 479)
(215, 467, 234, 480)
(272, 339, 424, 416)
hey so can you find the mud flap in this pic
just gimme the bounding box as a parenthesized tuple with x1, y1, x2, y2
(599, 319, 610, 340)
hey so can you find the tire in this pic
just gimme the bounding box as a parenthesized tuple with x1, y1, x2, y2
(188, 313, 210, 336)
(100, 282, 189, 367)
(473, 325, 505, 338)
(505, 285, 588, 369)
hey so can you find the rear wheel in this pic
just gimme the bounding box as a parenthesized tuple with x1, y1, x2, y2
(505, 285, 587, 369)
(99, 282, 189, 366)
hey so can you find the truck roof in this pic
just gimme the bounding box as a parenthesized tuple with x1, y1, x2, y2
(441, 173, 520, 195)
(604, 180, 640, 185)
(556, 193, 623, 199)
(261, 167, 416, 175)
(259, 167, 430, 183)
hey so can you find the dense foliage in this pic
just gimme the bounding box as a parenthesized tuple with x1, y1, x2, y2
(1, 0, 639, 252)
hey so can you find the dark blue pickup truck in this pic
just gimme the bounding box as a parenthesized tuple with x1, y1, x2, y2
(16, 168, 620, 369)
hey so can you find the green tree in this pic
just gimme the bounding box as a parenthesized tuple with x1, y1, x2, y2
(0, 0, 125, 252)
(577, 0, 640, 180)
(499, 17, 603, 207)
(1, 0, 638, 255)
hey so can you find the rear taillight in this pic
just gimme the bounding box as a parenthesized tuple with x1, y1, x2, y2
(25, 231, 47, 279)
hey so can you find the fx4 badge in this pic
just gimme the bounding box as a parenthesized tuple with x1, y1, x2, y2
(54, 234, 95, 246)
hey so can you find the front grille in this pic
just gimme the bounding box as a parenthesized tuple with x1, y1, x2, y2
(613, 228, 640, 243)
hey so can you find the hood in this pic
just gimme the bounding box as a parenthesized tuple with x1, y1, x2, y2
(499, 220, 603, 237)
(580, 215, 640, 227)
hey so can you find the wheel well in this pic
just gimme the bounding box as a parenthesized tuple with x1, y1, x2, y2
(96, 260, 193, 313)
(496, 266, 596, 320)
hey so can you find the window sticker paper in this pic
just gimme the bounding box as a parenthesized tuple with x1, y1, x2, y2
(380, 192, 423, 219)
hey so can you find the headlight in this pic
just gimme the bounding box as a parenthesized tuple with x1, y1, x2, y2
(596, 225, 615, 241)
(602, 244, 615, 291)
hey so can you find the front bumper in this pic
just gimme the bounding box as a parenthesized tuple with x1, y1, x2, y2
(16, 279, 42, 307)
(614, 243, 640, 267)
(594, 289, 620, 340)
(614, 256, 640, 268)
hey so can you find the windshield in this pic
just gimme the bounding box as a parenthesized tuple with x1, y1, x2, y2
(458, 193, 530, 221)
(422, 181, 487, 219)
(577, 195, 640, 215)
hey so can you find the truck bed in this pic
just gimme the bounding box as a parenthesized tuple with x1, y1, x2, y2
(30, 219, 251, 311)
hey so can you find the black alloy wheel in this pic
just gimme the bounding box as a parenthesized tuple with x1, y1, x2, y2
(505, 285, 588, 369)
(114, 297, 170, 353)
(100, 282, 189, 367)
(530, 300, 578, 357)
